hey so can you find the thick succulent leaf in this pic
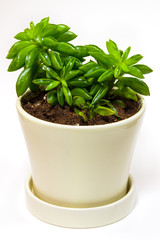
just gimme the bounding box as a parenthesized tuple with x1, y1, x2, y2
(6, 41, 34, 59)
(73, 96, 86, 108)
(64, 70, 80, 81)
(40, 52, 52, 66)
(75, 46, 88, 59)
(106, 39, 121, 59)
(85, 45, 104, 53)
(48, 50, 63, 70)
(112, 87, 138, 101)
(79, 60, 98, 73)
(16, 67, 33, 96)
(41, 24, 58, 37)
(94, 106, 115, 116)
(91, 85, 108, 105)
(98, 69, 114, 82)
(34, 17, 49, 36)
(128, 66, 144, 79)
(71, 88, 92, 101)
(56, 42, 78, 55)
(132, 64, 153, 74)
(42, 65, 60, 80)
(56, 31, 77, 42)
(119, 77, 150, 96)
(47, 90, 58, 106)
(45, 80, 60, 90)
(14, 32, 30, 41)
(25, 47, 40, 68)
(85, 66, 106, 78)
(62, 86, 72, 106)
(114, 66, 121, 78)
(33, 78, 53, 85)
(65, 57, 75, 73)
(120, 62, 130, 72)
(122, 46, 131, 61)
(57, 86, 64, 106)
(68, 77, 92, 88)
(88, 51, 118, 67)
(125, 54, 143, 65)
(42, 36, 58, 49)
(54, 24, 70, 38)
(90, 83, 102, 96)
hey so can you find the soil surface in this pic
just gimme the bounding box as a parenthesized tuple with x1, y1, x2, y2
(21, 91, 141, 126)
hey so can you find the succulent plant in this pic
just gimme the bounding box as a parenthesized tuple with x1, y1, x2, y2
(7, 18, 153, 121)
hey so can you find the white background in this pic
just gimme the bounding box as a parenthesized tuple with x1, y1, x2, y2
(0, 0, 160, 239)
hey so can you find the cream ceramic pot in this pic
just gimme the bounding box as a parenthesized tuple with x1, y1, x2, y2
(17, 97, 145, 208)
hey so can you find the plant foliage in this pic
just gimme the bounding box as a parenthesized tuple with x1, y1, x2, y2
(7, 17, 153, 120)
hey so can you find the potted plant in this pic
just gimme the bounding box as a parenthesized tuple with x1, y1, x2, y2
(7, 17, 153, 228)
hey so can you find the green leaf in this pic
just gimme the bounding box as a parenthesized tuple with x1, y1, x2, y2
(73, 96, 86, 108)
(62, 86, 72, 106)
(94, 106, 115, 116)
(56, 42, 78, 55)
(125, 54, 143, 65)
(47, 90, 58, 106)
(68, 77, 91, 88)
(7, 56, 20, 72)
(85, 66, 106, 78)
(91, 85, 108, 105)
(54, 24, 70, 38)
(41, 24, 58, 37)
(48, 50, 63, 70)
(75, 46, 88, 58)
(79, 60, 98, 73)
(42, 65, 60, 80)
(8, 45, 36, 71)
(16, 45, 36, 68)
(56, 31, 77, 42)
(88, 51, 118, 67)
(16, 68, 33, 96)
(65, 70, 80, 81)
(6, 41, 33, 59)
(122, 46, 131, 61)
(128, 66, 144, 79)
(30, 21, 35, 31)
(112, 87, 138, 101)
(65, 57, 75, 73)
(33, 36, 42, 45)
(106, 39, 121, 59)
(85, 45, 104, 53)
(98, 69, 114, 82)
(45, 80, 60, 90)
(33, 78, 53, 85)
(120, 62, 130, 72)
(40, 17, 49, 25)
(132, 64, 153, 74)
(14, 32, 30, 41)
(42, 36, 58, 49)
(114, 66, 121, 78)
(119, 77, 150, 96)
(40, 52, 52, 66)
(90, 83, 102, 96)
(57, 86, 65, 106)
(113, 100, 126, 108)
(25, 47, 40, 68)
(24, 28, 34, 39)
(74, 108, 87, 122)
(71, 88, 92, 101)
(34, 18, 48, 36)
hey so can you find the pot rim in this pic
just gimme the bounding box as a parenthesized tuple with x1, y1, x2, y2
(16, 95, 146, 130)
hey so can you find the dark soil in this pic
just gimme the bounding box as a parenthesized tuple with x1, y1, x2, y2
(21, 91, 141, 126)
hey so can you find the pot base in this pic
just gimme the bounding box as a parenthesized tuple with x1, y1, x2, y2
(25, 174, 136, 228)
